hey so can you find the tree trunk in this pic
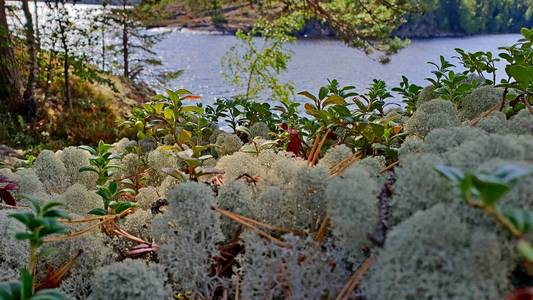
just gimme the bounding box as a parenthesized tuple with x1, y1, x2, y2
(22, 0, 37, 118)
(122, 0, 129, 78)
(33, 0, 40, 50)
(0, 0, 24, 113)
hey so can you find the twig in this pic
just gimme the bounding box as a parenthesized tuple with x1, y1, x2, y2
(329, 151, 364, 177)
(44, 209, 133, 243)
(214, 207, 303, 235)
(310, 128, 333, 166)
(35, 249, 82, 291)
(307, 127, 324, 164)
(314, 216, 330, 244)
(234, 276, 240, 300)
(336, 255, 374, 300)
(380, 160, 399, 173)
(213, 207, 290, 248)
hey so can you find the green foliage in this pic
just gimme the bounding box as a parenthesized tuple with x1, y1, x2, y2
(89, 181, 137, 216)
(455, 48, 499, 84)
(499, 28, 533, 115)
(123, 89, 207, 146)
(221, 17, 301, 102)
(10, 199, 68, 249)
(0, 269, 67, 300)
(392, 76, 423, 116)
(79, 141, 122, 186)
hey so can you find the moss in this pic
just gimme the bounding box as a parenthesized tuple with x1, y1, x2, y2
(121, 209, 153, 243)
(459, 86, 504, 120)
(362, 204, 513, 300)
(88, 259, 170, 300)
(405, 99, 461, 138)
(147, 148, 179, 186)
(423, 126, 486, 154)
(476, 112, 509, 134)
(216, 181, 255, 239)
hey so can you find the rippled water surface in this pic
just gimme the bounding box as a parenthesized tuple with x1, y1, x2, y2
(154, 31, 520, 102)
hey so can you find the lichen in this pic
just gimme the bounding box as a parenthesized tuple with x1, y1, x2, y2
(362, 204, 513, 300)
(405, 99, 461, 138)
(459, 86, 504, 120)
(33, 150, 70, 194)
(215, 133, 244, 157)
(88, 259, 170, 300)
(151, 182, 226, 297)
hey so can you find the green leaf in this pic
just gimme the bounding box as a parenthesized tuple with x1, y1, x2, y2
(323, 95, 347, 107)
(297, 91, 317, 102)
(88, 208, 107, 216)
(163, 108, 175, 121)
(109, 201, 137, 214)
(20, 268, 33, 300)
(503, 207, 533, 235)
(79, 166, 99, 174)
(319, 87, 329, 100)
(177, 130, 192, 144)
(435, 165, 465, 184)
(517, 240, 533, 263)
(472, 176, 510, 205)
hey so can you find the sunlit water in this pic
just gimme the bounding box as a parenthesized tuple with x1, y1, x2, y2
(8, 2, 522, 104)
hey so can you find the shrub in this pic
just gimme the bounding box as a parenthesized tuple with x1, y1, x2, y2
(152, 182, 226, 297)
(405, 99, 461, 137)
(361, 204, 513, 300)
(88, 259, 170, 300)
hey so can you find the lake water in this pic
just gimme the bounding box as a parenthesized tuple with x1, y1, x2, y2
(152, 30, 520, 103)
(8, 1, 522, 103)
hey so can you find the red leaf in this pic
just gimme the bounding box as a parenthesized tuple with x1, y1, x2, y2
(3, 183, 18, 191)
(0, 190, 17, 206)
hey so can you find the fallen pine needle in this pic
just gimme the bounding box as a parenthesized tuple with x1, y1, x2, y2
(213, 207, 290, 248)
(336, 255, 374, 300)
